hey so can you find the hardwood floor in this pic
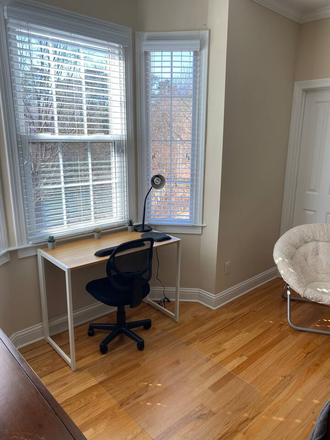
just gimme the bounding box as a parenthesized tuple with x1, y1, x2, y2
(20, 278, 330, 439)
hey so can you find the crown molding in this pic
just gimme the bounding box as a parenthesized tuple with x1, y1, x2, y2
(251, 0, 330, 24)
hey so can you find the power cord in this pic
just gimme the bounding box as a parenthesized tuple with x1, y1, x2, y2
(155, 248, 171, 308)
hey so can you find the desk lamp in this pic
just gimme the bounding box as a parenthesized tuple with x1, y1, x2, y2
(134, 174, 166, 232)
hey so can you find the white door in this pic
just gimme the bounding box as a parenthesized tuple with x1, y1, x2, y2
(292, 89, 330, 226)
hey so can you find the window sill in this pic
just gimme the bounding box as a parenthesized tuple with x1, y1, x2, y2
(9, 225, 127, 259)
(0, 251, 10, 266)
(151, 224, 206, 235)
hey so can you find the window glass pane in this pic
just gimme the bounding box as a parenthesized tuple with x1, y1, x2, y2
(146, 50, 198, 224)
(26, 140, 124, 237)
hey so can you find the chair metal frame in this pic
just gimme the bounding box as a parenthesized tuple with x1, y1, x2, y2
(283, 284, 330, 336)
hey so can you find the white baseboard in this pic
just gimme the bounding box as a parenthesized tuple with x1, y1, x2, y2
(10, 322, 45, 350)
(213, 266, 278, 309)
(149, 266, 278, 309)
(149, 286, 200, 303)
(10, 266, 278, 349)
(10, 302, 115, 349)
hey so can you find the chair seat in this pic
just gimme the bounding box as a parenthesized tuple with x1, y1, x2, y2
(304, 280, 330, 305)
(86, 275, 150, 307)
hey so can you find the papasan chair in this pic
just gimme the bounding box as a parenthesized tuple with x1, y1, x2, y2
(274, 223, 330, 335)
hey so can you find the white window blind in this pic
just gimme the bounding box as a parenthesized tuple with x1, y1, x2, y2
(144, 50, 199, 224)
(6, 20, 128, 242)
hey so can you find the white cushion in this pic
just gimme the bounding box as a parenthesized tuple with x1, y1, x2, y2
(273, 223, 330, 304)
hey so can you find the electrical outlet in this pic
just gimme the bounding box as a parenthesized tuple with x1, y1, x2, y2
(225, 261, 231, 275)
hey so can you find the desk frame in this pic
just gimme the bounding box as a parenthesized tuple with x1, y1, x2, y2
(37, 237, 181, 371)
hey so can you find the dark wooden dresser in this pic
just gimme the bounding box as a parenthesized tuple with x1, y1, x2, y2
(0, 329, 86, 439)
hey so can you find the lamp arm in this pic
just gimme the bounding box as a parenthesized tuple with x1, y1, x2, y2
(142, 186, 153, 229)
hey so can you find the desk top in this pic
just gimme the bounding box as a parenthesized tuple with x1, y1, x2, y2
(40, 230, 180, 270)
(0, 329, 86, 439)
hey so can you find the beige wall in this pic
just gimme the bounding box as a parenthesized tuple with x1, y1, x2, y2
(138, 0, 299, 294)
(199, 0, 229, 294)
(216, 0, 299, 291)
(137, 0, 208, 292)
(137, 0, 208, 31)
(138, 0, 229, 294)
(35, 0, 137, 29)
(295, 18, 330, 81)
(0, 263, 11, 335)
(0, 108, 15, 246)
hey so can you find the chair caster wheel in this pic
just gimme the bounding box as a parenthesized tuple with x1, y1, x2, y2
(143, 323, 151, 330)
(100, 344, 108, 354)
(88, 329, 94, 336)
(137, 342, 144, 351)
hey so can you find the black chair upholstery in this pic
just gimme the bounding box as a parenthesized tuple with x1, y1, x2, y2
(86, 238, 154, 354)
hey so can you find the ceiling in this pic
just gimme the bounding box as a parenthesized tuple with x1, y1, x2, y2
(251, 0, 330, 23)
(289, 0, 330, 14)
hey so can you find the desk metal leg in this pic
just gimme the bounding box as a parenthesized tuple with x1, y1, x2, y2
(38, 251, 49, 339)
(174, 240, 181, 322)
(145, 240, 181, 322)
(37, 250, 76, 371)
(65, 268, 76, 371)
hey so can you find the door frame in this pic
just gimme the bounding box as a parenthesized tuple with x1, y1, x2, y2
(281, 78, 330, 235)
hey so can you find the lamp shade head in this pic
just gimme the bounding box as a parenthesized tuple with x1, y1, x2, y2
(151, 174, 166, 190)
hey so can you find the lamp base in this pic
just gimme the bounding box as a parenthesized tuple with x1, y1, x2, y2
(134, 224, 152, 233)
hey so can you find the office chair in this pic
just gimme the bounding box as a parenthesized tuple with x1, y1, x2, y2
(86, 238, 154, 354)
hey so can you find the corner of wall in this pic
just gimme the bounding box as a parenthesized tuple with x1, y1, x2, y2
(216, 0, 299, 294)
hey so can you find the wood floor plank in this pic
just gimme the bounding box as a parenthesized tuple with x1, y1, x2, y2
(21, 279, 330, 439)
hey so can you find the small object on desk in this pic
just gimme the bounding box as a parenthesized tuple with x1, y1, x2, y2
(141, 232, 171, 242)
(94, 246, 115, 257)
(94, 241, 146, 257)
(127, 219, 135, 232)
(93, 227, 102, 239)
(47, 235, 56, 250)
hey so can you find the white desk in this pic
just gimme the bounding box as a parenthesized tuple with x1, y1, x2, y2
(37, 230, 181, 371)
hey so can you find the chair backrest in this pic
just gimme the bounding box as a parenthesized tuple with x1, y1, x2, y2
(106, 238, 154, 308)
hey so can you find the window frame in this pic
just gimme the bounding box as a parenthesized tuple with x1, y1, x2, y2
(0, 0, 135, 245)
(136, 30, 209, 234)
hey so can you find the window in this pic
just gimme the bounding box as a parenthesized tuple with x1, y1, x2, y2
(136, 31, 209, 231)
(0, 3, 133, 244)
